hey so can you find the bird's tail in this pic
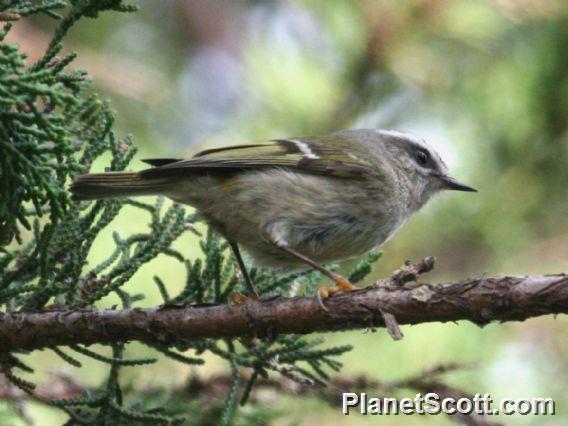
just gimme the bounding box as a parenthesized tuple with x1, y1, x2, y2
(69, 172, 170, 201)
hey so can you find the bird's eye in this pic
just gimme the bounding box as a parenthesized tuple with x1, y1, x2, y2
(415, 149, 429, 166)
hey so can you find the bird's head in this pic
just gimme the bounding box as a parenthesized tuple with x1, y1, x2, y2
(347, 129, 477, 211)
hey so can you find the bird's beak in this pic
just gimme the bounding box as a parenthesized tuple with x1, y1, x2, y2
(438, 175, 477, 192)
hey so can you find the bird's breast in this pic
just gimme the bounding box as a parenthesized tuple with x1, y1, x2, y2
(175, 169, 407, 269)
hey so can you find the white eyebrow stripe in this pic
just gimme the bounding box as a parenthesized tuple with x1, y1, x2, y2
(289, 139, 320, 159)
(378, 129, 415, 139)
(378, 129, 449, 173)
(378, 129, 424, 145)
(379, 129, 433, 151)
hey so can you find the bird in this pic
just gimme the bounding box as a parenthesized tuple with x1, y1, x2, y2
(70, 129, 476, 305)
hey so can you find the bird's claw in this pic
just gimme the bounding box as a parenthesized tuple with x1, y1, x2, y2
(231, 291, 255, 305)
(315, 275, 357, 312)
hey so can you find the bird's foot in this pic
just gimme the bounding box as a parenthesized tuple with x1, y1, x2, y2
(230, 291, 259, 304)
(316, 274, 357, 312)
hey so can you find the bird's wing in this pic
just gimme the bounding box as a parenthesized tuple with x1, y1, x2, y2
(140, 136, 374, 179)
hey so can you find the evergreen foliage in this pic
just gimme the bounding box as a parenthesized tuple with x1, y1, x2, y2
(0, 2, 381, 423)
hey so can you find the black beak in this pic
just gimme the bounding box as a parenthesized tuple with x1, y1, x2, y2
(438, 175, 477, 192)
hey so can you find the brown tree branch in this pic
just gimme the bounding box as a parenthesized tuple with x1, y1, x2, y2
(0, 258, 566, 352)
(0, 364, 494, 426)
(0, 364, 467, 402)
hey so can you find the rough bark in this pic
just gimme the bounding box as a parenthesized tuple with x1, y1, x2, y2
(0, 258, 566, 352)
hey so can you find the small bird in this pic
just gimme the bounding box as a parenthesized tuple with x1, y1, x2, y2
(70, 129, 476, 304)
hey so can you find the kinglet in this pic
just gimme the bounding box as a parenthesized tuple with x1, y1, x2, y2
(70, 129, 476, 304)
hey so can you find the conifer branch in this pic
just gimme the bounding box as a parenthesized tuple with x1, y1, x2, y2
(1, 364, 492, 425)
(1, 260, 566, 352)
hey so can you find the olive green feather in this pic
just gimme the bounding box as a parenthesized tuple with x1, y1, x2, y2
(140, 137, 374, 179)
(70, 136, 375, 201)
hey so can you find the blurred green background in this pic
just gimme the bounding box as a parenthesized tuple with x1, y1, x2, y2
(6, 0, 567, 424)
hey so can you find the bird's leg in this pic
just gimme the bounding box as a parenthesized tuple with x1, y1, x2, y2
(270, 239, 357, 310)
(229, 240, 260, 301)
